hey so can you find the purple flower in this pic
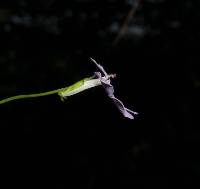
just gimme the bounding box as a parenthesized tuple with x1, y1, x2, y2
(91, 58, 138, 119)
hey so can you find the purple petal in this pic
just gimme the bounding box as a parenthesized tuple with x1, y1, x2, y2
(90, 58, 108, 76)
(95, 72, 138, 119)
(92, 58, 138, 119)
(124, 107, 138, 115)
(100, 80, 114, 97)
(110, 96, 137, 119)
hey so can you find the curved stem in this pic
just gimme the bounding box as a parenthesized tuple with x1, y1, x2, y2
(0, 76, 95, 105)
(0, 88, 63, 105)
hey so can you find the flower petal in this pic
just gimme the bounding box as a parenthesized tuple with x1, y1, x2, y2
(90, 58, 108, 76)
(110, 96, 135, 119)
(94, 69, 138, 119)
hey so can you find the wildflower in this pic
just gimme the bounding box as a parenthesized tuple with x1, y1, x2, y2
(0, 58, 138, 120)
(91, 58, 138, 119)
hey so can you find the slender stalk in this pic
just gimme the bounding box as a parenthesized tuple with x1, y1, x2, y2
(0, 75, 115, 105)
(0, 88, 63, 105)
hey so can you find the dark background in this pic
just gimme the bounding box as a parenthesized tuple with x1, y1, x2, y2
(0, 0, 199, 188)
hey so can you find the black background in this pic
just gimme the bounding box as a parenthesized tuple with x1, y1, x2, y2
(0, 0, 199, 188)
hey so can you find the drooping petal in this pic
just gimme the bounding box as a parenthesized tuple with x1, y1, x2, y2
(94, 69, 138, 119)
(124, 107, 138, 115)
(110, 96, 135, 119)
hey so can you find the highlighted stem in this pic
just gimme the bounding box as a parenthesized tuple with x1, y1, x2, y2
(0, 88, 63, 105)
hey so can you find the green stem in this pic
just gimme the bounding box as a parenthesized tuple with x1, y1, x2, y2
(0, 76, 95, 105)
(0, 88, 63, 105)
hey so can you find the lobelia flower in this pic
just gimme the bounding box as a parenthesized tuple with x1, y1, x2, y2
(90, 58, 138, 119)
(0, 57, 138, 120)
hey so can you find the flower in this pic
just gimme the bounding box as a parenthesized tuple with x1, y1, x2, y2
(91, 58, 138, 119)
